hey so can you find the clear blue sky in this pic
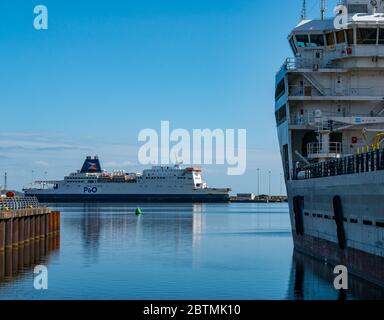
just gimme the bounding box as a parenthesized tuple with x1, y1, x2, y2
(0, 0, 338, 194)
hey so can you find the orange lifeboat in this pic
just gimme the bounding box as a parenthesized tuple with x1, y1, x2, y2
(6, 191, 15, 198)
(186, 168, 202, 172)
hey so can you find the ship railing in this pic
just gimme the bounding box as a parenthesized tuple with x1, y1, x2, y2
(307, 142, 342, 160)
(288, 85, 384, 97)
(284, 57, 297, 70)
(288, 85, 332, 97)
(0, 196, 41, 211)
(289, 110, 383, 128)
(293, 148, 384, 180)
(279, 57, 342, 73)
(276, 58, 296, 75)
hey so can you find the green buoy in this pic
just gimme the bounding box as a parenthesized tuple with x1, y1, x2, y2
(135, 208, 142, 216)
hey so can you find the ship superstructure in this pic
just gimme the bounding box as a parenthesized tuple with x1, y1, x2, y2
(23, 156, 231, 202)
(276, 0, 384, 286)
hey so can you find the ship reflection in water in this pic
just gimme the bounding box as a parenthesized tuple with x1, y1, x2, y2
(288, 250, 384, 300)
(0, 203, 383, 299)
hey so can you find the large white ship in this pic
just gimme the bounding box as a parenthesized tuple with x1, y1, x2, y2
(23, 156, 231, 202)
(276, 0, 384, 286)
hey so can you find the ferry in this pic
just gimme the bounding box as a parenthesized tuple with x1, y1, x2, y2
(23, 156, 231, 203)
(276, 0, 384, 286)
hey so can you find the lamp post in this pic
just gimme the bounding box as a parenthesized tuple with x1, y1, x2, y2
(268, 170, 271, 199)
(257, 168, 260, 196)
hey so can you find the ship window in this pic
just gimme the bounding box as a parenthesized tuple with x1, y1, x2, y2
(309, 34, 324, 47)
(376, 221, 384, 228)
(336, 30, 346, 44)
(275, 104, 287, 126)
(379, 29, 384, 45)
(295, 34, 310, 47)
(363, 220, 373, 226)
(348, 4, 368, 14)
(346, 29, 354, 45)
(356, 28, 377, 45)
(325, 32, 335, 46)
(275, 79, 285, 101)
(289, 37, 297, 54)
(350, 218, 358, 224)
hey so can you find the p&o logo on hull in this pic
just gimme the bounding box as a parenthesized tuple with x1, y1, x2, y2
(84, 187, 98, 194)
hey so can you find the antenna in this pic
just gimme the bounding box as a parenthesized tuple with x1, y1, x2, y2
(301, 0, 307, 20)
(4, 172, 7, 191)
(321, 0, 325, 20)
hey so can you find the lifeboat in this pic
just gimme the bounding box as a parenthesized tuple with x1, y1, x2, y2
(6, 191, 15, 198)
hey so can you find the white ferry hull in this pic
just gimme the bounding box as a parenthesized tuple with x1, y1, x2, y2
(287, 172, 384, 286)
(23, 156, 231, 203)
(24, 192, 230, 203)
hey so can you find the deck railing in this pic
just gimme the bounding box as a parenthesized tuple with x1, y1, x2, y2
(0, 196, 41, 210)
(307, 142, 342, 159)
(294, 148, 384, 180)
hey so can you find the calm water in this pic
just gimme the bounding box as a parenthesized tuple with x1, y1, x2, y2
(0, 203, 383, 300)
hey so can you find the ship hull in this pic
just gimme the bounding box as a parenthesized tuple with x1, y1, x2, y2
(287, 171, 384, 287)
(25, 193, 230, 203)
(292, 233, 384, 288)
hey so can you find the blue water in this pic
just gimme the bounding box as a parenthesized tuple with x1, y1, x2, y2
(0, 203, 383, 300)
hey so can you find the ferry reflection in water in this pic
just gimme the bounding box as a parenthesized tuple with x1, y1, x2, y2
(0, 203, 383, 299)
(288, 250, 384, 300)
(0, 235, 60, 284)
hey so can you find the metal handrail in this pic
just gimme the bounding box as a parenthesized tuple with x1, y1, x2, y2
(0, 196, 41, 210)
(288, 85, 382, 97)
(307, 142, 342, 157)
(280, 57, 342, 72)
(289, 110, 384, 127)
(294, 148, 384, 180)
